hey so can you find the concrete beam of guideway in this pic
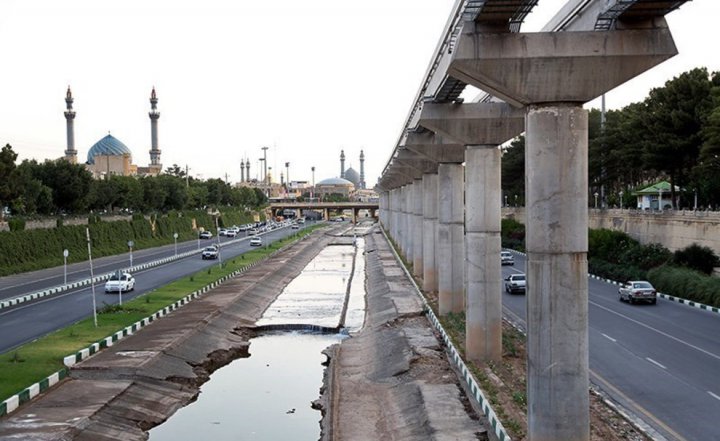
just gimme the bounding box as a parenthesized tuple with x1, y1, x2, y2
(445, 21, 679, 441)
(447, 20, 677, 107)
(419, 102, 525, 146)
(403, 132, 465, 164)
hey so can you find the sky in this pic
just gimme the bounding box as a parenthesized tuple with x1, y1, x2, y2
(0, 0, 717, 188)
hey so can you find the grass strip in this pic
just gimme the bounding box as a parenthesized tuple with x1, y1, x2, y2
(0, 224, 324, 402)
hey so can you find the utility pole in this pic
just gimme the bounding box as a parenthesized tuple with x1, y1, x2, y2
(311, 166, 315, 200)
(185, 164, 189, 187)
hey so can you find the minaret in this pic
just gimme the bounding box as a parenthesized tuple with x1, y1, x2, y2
(63, 86, 77, 164)
(148, 87, 162, 170)
(240, 159, 245, 182)
(245, 159, 250, 182)
(359, 150, 366, 190)
(340, 150, 345, 179)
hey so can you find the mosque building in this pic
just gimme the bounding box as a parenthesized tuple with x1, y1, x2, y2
(63, 87, 163, 179)
(314, 150, 371, 199)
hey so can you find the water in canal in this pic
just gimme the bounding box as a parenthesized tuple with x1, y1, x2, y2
(149, 238, 366, 441)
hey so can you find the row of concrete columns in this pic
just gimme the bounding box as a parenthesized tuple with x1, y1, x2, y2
(377, 17, 677, 441)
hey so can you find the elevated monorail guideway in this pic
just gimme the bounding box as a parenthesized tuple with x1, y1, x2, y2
(376, 1, 692, 440)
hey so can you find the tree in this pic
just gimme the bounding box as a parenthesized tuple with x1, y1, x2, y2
(0, 144, 18, 216)
(640, 68, 714, 208)
(164, 164, 186, 178)
(501, 136, 525, 205)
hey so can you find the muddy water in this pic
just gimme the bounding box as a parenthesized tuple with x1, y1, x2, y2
(148, 332, 344, 441)
(149, 241, 365, 440)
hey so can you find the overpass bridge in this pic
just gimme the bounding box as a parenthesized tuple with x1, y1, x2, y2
(376, 1, 690, 440)
(268, 201, 379, 222)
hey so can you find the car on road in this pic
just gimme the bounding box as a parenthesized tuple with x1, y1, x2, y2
(249, 236, 262, 247)
(199, 231, 212, 239)
(218, 228, 227, 236)
(104, 272, 135, 293)
(291, 223, 300, 229)
(225, 229, 237, 238)
(504, 273, 526, 294)
(201, 245, 219, 259)
(618, 280, 657, 304)
(501, 251, 514, 266)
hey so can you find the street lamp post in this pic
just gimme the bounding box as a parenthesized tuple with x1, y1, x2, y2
(594, 192, 599, 209)
(86, 228, 98, 327)
(311, 166, 315, 200)
(128, 240, 134, 268)
(63, 249, 69, 285)
(173, 232, 178, 256)
(197, 230, 201, 250)
(514, 194, 518, 207)
(658, 187, 664, 212)
(504, 195, 508, 207)
(619, 191, 624, 209)
(694, 188, 698, 211)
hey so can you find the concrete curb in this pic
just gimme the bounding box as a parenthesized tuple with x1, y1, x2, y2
(0, 229, 284, 312)
(506, 249, 720, 316)
(0, 229, 315, 418)
(381, 227, 512, 441)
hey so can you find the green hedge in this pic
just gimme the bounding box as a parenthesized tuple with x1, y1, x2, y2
(501, 218, 525, 252)
(648, 266, 720, 307)
(0, 209, 254, 276)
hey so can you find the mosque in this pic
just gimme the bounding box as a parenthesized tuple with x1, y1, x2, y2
(62, 87, 163, 178)
(313, 150, 367, 198)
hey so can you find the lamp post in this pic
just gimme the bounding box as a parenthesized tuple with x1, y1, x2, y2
(197, 230, 201, 249)
(173, 232, 178, 256)
(658, 187, 664, 212)
(63, 249, 69, 285)
(594, 192, 599, 209)
(261, 146, 269, 186)
(285, 162, 290, 192)
(514, 194, 518, 207)
(694, 188, 698, 211)
(504, 195, 508, 207)
(619, 191, 624, 209)
(311, 166, 316, 200)
(86, 228, 98, 327)
(128, 240, 134, 268)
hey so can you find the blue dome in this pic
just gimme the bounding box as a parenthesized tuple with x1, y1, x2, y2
(86, 134, 132, 164)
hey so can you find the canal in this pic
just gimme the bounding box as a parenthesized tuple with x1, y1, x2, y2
(149, 236, 366, 440)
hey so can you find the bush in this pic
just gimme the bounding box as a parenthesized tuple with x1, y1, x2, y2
(589, 258, 646, 282)
(620, 242, 672, 271)
(501, 218, 525, 251)
(588, 229, 638, 264)
(648, 265, 720, 307)
(673, 243, 720, 275)
(8, 218, 25, 232)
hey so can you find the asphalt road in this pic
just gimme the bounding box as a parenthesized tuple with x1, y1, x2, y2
(0, 232, 246, 302)
(501, 252, 720, 441)
(0, 223, 317, 355)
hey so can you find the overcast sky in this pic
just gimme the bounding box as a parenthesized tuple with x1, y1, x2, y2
(0, 0, 717, 187)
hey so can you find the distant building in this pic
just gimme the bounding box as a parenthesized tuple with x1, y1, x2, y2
(339, 149, 367, 190)
(63, 86, 163, 178)
(634, 180, 681, 210)
(315, 177, 355, 198)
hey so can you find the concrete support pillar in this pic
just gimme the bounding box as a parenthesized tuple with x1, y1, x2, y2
(422, 173, 438, 292)
(398, 186, 407, 257)
(437, 163, 465, 315)
(465, 145, 502, 363)
(404, 185, 413, 261)
(412, 178, 424, 277)
(526, 103, 589, 441)
(391, 189, 399, 243)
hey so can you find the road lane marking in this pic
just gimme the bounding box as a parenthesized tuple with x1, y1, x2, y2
(601, 333, 617, 343)
(591, 301, 720, 362)
(591, 369, 689, 441)
(646, 357, 667, 370)
(709, 391, 720, 401)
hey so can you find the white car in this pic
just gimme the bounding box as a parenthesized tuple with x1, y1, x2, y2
(501, 251, 514, 266)
(225, 230, 237, 238)
(105, 272, 135, 293)
(249, 236, 263, 247)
